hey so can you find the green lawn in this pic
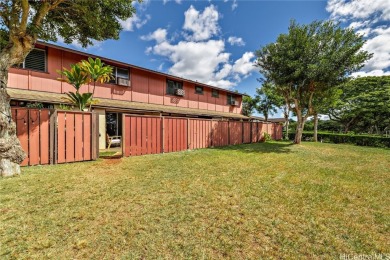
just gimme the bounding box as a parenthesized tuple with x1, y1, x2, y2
(1, 142, 389, 259)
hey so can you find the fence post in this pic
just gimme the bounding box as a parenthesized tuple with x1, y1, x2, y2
(162, 116, 165, 153)
(49, 110, 57, 164)
(91, 112, 99, 160)
(228, 120, 231, 145)
(242, 121, 244, 144)
(209, 120, 213, 147)
(122, 114, 126, 157)
(187, 118, 190, 150)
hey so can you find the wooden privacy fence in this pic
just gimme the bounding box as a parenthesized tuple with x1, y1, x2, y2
(11, 108, 99, 166)
(123, 115, 283, 157)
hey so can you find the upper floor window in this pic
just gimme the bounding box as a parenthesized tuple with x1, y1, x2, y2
(212, 89, 219, 98)
(166, 79, 183, 95)
(227, 94, 236, 105)
(195, 86, 203, 94)
(109, 66, 130, 86)
(19, 48, 46, 72)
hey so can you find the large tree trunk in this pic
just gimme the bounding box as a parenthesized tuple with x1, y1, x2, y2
(313, 113, 319, 142)
(294, 109, 306, 144)
(0, 66, 26, 176)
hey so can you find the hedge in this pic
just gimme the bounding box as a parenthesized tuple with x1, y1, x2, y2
(287, 131, 390, 148)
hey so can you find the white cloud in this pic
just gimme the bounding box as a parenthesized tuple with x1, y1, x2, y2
(232, 0, 238, 10)
(232, 52, 256, 75)
(142, 5, 256, 89)
(362, 27, 390, 71)
(183, 5, 220, 41)
(119, 14, 151, 31)
(141, 28, 168, 43)
(327, 0, 390, 21)
(227, 36, 245, 46)
(147, 37, 256, 88)
(326, 0, 390, 75)
(163, 0, 182, 4)
(352, 69, 390, 77)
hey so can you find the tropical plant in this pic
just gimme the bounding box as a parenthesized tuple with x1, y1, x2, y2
(26, 102, 44, 109)
(58, 104, 73, 111)
(58, 64, 89, 92)
(64, 92, 94, 111)
(80, 58, 113, 111)
(57, 63, 91, 111)
(0, 0, 138, 176)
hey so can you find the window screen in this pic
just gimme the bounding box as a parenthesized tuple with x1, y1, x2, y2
(227, 94, 236, 104)
(166, 79, 183, 95)
(117, 68, 129, 79)
(212, 89, 219, 97)
(109, 66, 130, 84)
(195, 86, 203, 94)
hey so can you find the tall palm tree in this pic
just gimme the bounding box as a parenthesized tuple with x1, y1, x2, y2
(80, 58, 113, 111)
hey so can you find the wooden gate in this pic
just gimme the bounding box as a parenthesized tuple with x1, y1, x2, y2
(11, 108, 98, 166)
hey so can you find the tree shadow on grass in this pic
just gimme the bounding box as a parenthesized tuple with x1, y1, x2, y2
(211, 141, 295, 154)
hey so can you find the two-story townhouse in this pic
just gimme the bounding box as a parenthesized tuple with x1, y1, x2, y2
(7, 42, 249, 149)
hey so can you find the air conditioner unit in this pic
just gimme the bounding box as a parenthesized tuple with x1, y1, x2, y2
(117, 77, 130, 87)
(175, 88, 185, 96)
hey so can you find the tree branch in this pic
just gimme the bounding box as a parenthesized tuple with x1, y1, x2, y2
(20, 0, 29, 32)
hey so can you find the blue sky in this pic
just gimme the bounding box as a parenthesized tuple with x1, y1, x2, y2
(56, 0, 390, 117)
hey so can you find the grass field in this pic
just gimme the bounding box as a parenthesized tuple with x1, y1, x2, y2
(1, 142, 389, 259)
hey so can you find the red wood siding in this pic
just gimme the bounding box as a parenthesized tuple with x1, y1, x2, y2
(8, 44, 244, 116)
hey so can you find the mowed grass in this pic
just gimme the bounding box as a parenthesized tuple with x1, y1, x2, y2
(1, 142, 389, 259)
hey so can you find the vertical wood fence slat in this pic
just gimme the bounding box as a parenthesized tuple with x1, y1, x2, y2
(91, 112, 99, 160)
(28, 109, 40, 166)
(74, 113, 83, 161)
(57, 112, 66, 163)
(83, 113, 92, 161)
(39, 110, 50, 165)
(50, 111, 57, 164)
(16, 109, 29, 166)
(65, 113, 75, 163)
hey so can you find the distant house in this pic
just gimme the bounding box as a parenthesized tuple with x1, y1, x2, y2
(8, 42, 249, 149)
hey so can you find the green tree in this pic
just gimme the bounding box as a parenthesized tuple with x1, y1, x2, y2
(0, 0, 137, 176)
(255, 20, 371, 144)
(311, 88, 342, 141)
(329, 76, 390, 134)
(241, 95, 257, 116)
(255, 82, 283, 122)
(79, 58, 113, 111)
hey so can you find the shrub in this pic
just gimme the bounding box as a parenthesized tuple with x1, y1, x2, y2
(287, 131, 390, 148)
(263, 132, 272, 142)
